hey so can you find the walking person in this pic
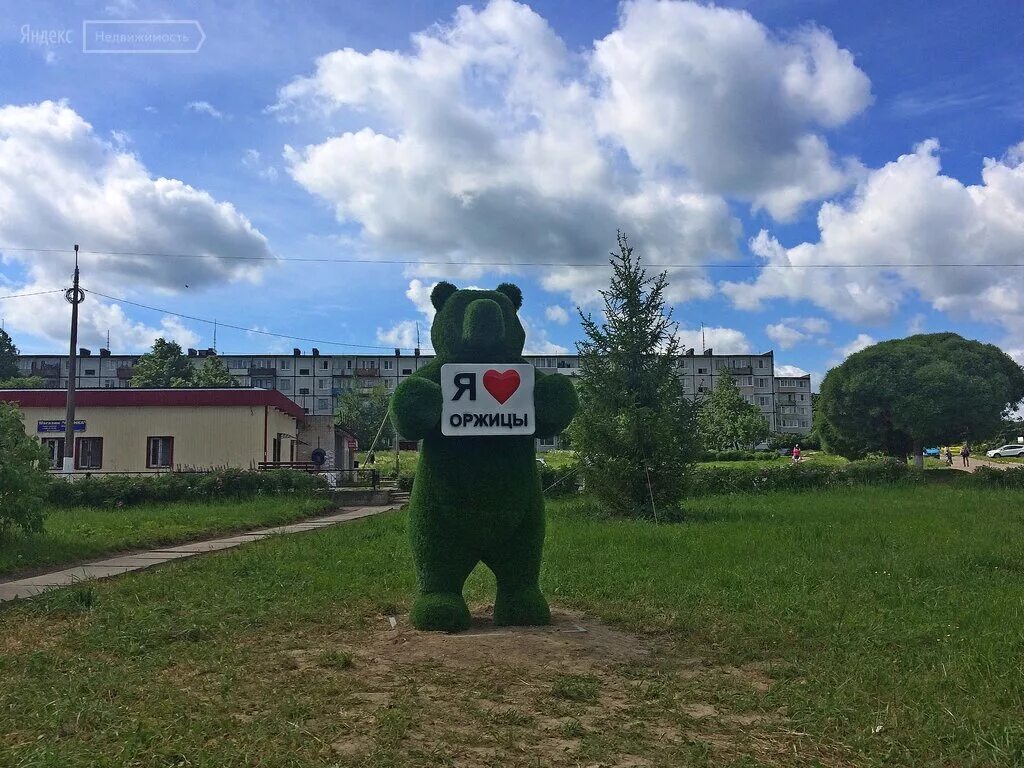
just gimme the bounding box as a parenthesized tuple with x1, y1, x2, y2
(945, 446, 953, 466)
(792, 443, 801, 463)
(960, 443, 970, 468)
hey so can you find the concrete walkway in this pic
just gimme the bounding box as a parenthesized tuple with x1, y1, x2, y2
(0, 505, 398, 604)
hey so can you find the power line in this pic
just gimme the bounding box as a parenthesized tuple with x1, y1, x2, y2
(0, 289, 66, 301)
(1, 244, 1021, 269)
(83, 288, 395, 351)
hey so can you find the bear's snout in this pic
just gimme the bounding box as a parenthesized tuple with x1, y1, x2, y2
(462, 298, 505, 351)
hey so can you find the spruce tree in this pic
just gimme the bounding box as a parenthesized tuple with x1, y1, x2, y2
(571, 232, 696, 516)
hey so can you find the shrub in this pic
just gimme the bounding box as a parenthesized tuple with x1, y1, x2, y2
(698, 449, 778, 462)
(539, 464, 580, 498)
(0, 403, 50, 535)
(969, 466, 1024, 488)
(45, 469, 327, 509)
(687, 458, 921, 497)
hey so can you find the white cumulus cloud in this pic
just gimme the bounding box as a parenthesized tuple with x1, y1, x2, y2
(840, 333, 876, 357)
(721, 140, 1024, 330)
(545, 305, 570, 325)
(278, 0, 878, 304)
(674, 325, 753, 355)
(0, 100, 273, 350)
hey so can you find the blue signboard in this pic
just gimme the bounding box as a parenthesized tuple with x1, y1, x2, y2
(37, 420, 86, 433)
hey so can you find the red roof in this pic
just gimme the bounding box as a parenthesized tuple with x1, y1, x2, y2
(0, 388, 305, 421)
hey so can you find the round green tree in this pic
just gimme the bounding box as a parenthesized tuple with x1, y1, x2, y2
(818, 333, 1024, 465)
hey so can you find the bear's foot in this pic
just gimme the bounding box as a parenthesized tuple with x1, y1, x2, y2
(494, 586, 551, 626)
(410, 592, 471, 633)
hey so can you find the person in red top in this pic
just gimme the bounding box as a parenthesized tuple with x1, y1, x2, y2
(792, 443, 801, 462)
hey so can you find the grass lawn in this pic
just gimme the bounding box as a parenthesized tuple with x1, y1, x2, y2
(1, 485, 1023, 766)
(0, 498, 332, 577)
(357, 449, 419, 475)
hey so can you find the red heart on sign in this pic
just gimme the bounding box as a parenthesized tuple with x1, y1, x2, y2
(483, 369, 521, 404)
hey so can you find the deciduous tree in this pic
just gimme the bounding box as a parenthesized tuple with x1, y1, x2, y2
(818, 333, 1024, 466)
(130, 339, 195, 388)
(192, 355, 237, 387)
(0, 402, 49, 535)
(697, 374, 770, 450)
(0, 328, 21, 380)
(335, 383, 391, 449)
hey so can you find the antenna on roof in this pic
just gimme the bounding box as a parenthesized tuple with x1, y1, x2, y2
(416, 321, 421, 350)
(701, 322, 706, 354)
(105, 329, 110, 351)
(213, 318, 217, 353)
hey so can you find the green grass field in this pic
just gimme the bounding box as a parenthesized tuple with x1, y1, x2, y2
(1, 485, 1022, 766)
(0, 498, 332, 576)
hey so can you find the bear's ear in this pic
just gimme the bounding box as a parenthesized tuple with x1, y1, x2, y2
(431, 281, 458, 310)
(496, 282, 523, 310)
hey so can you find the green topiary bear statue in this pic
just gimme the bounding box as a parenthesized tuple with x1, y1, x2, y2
(389, 281, 578, 632)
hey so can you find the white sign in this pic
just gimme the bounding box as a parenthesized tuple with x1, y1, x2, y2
(441, 363, 535, 437)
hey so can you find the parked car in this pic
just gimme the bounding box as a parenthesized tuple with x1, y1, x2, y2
(923, 447, 940, 457)
(985, 444, 1024, 458)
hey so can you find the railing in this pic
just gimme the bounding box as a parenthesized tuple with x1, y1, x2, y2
(248, 367, 276, 377)
(355, 367, 380, 377)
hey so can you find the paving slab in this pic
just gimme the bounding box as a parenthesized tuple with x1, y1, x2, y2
(0, 504, 399, 604)
(161, 540, 245, 554)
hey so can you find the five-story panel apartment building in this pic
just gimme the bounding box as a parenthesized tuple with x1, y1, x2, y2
(17, 347, 812, 439)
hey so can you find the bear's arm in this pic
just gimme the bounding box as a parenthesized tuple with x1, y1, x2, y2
(533, 371, 578, 439)
(390, 376, 443, 440)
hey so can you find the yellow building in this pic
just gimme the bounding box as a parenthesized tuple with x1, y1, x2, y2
(0, 388, 303, 473)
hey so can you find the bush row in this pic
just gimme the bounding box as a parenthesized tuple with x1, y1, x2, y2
(395, 464, 580, 498)
(969, 465, 1024, 488)
(46, 469, 328, 509)
(698, 450, 779, 462)
(686, 458, 922, 496)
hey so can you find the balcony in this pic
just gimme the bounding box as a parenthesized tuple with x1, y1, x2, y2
(33, 362, 61, 377)
(116, 366, 134, 380)
(726, 366, 753, 375)
(248, 366, 276, 377)
(355, 367, 380, 377)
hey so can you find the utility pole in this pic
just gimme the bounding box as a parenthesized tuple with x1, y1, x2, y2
(393, 347, 400, 477)
(63, 244, 84, 474)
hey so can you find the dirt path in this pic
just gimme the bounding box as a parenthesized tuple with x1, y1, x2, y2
(952, 457, 1019, 473)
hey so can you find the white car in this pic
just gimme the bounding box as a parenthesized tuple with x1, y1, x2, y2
(986, 444, 1024, 458)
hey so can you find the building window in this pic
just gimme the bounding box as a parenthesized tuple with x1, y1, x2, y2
(280, 360, 291, 370)
(538, 436, 556, 448)
(299, 368, 310, 376)
(42, 438, 64, 469)
(321, 360, 329, 370)
(383, 360, 394, 370)
(83, 368, 96, 376)
(697, 367, 708, 374)
(317, 398, 330, 410)
(402, 368, 412, 375)
(147, 437, 174, 469)
(745, 376, 753, 386)
(346, 360, 353, 369)
(272, 436, 282, 462)
(758, 359, 765, 368)
(279, 379, 291, 391)
(75, 437, 103, 470)
(318, 379, 327, 389)
(299, 387, 310, 395)
(758, 396, 768, 406)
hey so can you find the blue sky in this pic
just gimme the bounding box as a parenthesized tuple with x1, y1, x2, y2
(1, 0, 1022, 386)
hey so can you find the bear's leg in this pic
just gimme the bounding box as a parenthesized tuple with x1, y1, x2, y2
(409, 518, 475, 632)
(485, 501, 550, 626)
